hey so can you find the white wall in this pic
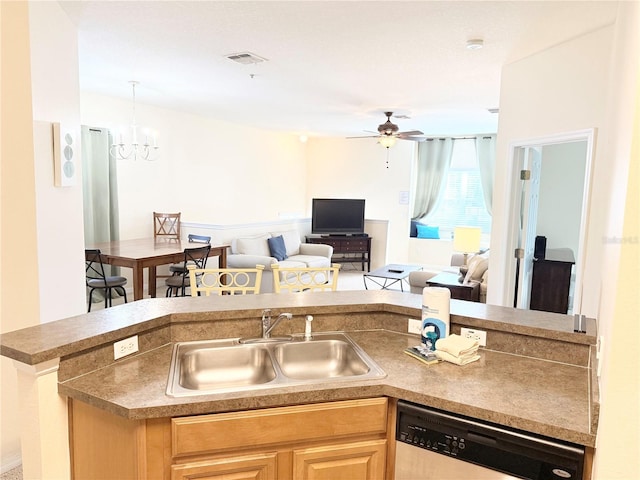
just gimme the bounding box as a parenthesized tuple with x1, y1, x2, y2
(488, 4, 640, 478)
(305, 137, 415, 266)
(0, 2, 39, 471)
(591, 2, 640, 478)
(488, 25, 614, 317)
(29, 1, 86, 320)
(1, 1, 84, 472)
(81, 92, 308, 240)
(537, 141, 587, 255)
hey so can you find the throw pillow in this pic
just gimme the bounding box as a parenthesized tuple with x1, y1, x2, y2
(416, 224, 440, 239)
(410, 220, 419, 237)
(463, 255, 489, 284)
(267, 235, 288, 261)
(276, 230, 301, 256)
(236, 234, 271, 257)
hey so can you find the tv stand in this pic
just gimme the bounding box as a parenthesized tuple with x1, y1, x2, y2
(307, 235, 371, 272)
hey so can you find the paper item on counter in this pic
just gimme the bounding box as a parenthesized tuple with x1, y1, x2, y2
(435, 333, 479, 357)
(404, 346, 441, 366)
(435, 349, 481, 366)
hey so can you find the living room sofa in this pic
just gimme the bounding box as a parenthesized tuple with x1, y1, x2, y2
(227, 230, 333, 293)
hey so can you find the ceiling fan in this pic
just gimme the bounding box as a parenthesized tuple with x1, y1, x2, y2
(348, 112, 425, 147)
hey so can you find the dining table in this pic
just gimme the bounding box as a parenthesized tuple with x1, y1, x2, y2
(87, 237, 229, 300)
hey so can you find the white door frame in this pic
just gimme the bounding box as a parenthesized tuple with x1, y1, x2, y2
(503, 128, 596, 314)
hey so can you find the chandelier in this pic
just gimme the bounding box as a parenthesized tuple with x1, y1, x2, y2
(110, 81, 159, 161)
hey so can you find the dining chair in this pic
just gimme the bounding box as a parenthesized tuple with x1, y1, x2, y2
(272, 264, 341, 293)
(85, 249, 128, 312)
(165, 245, 211, 297)
(154, 212, 181, 241)
(188, 264, 265, 296)
(169, 234, 212, 276)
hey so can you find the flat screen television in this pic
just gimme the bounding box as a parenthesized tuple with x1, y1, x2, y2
(311, 198, 366, 235)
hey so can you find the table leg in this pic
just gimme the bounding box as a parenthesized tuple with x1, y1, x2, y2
(132, 266, 145, 301)
(149, 267, 157, 298)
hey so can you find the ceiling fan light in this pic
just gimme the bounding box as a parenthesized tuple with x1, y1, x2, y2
(379, 136, 397, 148)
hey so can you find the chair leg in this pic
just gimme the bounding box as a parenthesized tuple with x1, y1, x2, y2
(105, 288, 111, 309)
(118, 287, 128, 305)
(88, 288, 95, 312)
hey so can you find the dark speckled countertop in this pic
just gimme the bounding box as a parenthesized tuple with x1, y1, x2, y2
(0, 291, 598, 447)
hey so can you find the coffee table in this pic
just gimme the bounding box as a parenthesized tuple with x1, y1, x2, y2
(363, 264, 423, 292)
(426, 272, 480, 302)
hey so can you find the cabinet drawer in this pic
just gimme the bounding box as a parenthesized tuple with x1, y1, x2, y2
(342, 244, 367, 252)
(172, 398, 388, 457)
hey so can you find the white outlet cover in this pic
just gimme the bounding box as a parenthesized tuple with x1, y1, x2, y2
(407, 318, 422, 335)
(460, 327, 487, 347)
(114, 335, 139, 360)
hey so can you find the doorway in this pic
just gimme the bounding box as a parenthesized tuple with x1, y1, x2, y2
(507, 129, 595, 315)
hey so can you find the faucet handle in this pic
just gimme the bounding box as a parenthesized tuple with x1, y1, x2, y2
(304, 315, 313, 341)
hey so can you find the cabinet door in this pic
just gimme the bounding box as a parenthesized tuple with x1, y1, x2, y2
(293, 439, 386, 480)
(171, 452, 277, 480)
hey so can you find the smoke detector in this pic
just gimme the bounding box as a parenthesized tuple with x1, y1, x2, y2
(225, 52, 268, 65)
(466, 39, 484, 50)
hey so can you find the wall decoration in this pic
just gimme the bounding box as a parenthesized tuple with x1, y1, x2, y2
(53, 122, 77, 186)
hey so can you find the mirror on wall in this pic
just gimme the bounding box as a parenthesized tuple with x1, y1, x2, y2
(508, 130, 595, 316)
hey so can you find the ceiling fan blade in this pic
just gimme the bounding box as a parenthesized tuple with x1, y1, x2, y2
(397, 130, 424, 136)
(346, 135, 380, 139)
(398, 136, 426, 142)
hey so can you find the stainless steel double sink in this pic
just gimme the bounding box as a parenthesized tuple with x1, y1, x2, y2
(166, 332, 386, 397)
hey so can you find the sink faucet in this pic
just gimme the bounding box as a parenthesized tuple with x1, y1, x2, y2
(304, 315, 313, 341)
(262, 310, 292, 339)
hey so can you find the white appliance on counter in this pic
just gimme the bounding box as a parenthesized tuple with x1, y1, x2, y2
(395, 400, 585, 480)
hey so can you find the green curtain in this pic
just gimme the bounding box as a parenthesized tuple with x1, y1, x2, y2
(81, 126, 121, 301)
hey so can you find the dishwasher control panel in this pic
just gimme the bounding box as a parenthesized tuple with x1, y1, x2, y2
(396, 400, 585, 480)
(397, 414, 467, 457)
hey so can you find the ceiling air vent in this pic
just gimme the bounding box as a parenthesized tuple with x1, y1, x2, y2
(225, 52, 268, 65)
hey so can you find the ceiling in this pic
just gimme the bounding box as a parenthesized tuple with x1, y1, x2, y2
(59, 1, 619, 138)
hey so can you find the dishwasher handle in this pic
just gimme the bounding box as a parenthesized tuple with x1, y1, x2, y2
(467, 430, 498, 446)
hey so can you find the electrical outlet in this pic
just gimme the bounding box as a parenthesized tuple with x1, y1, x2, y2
(408, 318, 422, 335)
(114, 335, 139, 360)
(460, 328, 487, 347)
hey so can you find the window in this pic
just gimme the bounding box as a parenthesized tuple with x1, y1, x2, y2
(423, 139, 492, 235)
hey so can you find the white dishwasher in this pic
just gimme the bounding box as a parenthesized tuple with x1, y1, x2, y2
(395, 400, 585, 480)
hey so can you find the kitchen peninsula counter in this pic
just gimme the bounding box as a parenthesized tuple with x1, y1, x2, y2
(0, 291, 598, 447)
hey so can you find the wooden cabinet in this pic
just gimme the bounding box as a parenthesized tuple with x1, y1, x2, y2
(307, 236, 372, 271)
(293, 440, 387, 480)
(69, 397, 390, 480)
(170, 453, 277, 480)
(530, 248, 575, 314)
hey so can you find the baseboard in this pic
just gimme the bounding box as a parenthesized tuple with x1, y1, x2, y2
(0, 453, 21, 474)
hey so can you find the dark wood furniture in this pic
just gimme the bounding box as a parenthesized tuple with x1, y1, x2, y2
(530, 248, 575, 314)
(426, 272, 480, 302)
(306, 235, 371, 271)
(86, 238, 228, 300)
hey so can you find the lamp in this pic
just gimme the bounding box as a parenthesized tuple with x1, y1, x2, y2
(378, 135, 397, 149)
(110, 81, 159, 161)
(453, 226, 481, 268)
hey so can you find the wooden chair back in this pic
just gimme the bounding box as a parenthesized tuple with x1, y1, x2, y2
(154, 212, 181, 240)
(188, 265, 265, 296)
(272, 264, 341, 293)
